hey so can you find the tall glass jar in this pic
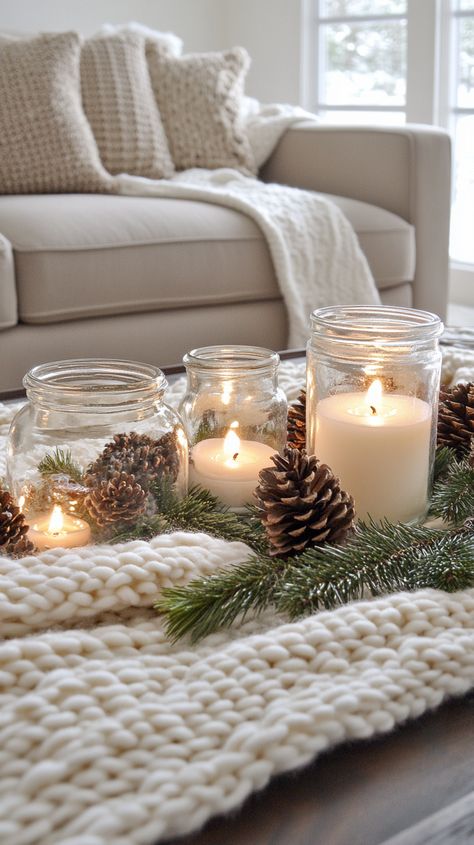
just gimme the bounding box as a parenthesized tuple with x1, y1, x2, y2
(179, 345, 287, 509)
(306, 306, 443, 524)
(7, 359, 188, 547)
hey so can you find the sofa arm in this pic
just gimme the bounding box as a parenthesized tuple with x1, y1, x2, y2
(260, 123, 451, 320)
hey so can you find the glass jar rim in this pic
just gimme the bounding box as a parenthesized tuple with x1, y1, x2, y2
(310, 305, 443, 344)
(23, 358, 167, 407)
(183, 345, 280, 373)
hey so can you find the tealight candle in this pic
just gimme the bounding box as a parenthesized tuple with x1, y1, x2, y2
(315, 379, 431, 523)
(28, 504, 91, 551)
(190, 423, 275, 508)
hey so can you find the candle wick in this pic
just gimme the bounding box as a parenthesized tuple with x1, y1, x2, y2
(370, 405, 377, 416)
(232, 452, 239, 461)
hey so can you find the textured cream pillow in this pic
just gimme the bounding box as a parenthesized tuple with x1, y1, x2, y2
(81, 31, 174, 178)
(0, 32, 112, 194)
(147, 47, 256, 175)
(97, 22, 183, 56)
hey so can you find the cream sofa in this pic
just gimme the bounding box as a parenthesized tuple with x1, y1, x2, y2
(0, 122, 450, 392)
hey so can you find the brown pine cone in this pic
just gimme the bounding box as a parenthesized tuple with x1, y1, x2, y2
(7, 534, 36, 558)
(85, 430, 180, 490)
(0, 490, 32, 555)
(255, 447, 355, 557)
(84, 471, 147, 527)
(437, 382, 474, 457)
(287, 389, 306, 451)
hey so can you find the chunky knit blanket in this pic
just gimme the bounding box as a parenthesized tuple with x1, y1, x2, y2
(116, 161, 380, 348)
(1, 357, 473, 845)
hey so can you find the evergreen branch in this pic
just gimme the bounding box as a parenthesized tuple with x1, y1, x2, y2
(108, 483, 266, 552)
(434, 445, 457, 480)
(429, 457, 474, 525)
(156, 554, 289, 643)
(277, 519, 474, 619)
(156, 520, 474, 642)
(38, 447, 84, 484)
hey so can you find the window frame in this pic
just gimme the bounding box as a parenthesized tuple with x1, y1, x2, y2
(307, 0, 474, 302)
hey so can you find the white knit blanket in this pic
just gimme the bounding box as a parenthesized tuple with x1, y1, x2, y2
(116, 155, 380, 348)
(0, 357, 473, 845)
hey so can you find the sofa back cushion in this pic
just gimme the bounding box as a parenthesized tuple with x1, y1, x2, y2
(0, 32, 112, 194)
(147, 46, 256, 175)
(81, 31, 174, 179)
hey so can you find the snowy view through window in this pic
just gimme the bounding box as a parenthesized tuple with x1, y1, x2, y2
(316, 0, 474, 265)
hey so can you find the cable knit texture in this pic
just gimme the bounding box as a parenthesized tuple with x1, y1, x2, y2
(81, 32, 174, 179)
(147, 46, 256, 175)
(0, 32, 112, 195)
(0, 359, 473, 844)
(117, 167, 380, 347)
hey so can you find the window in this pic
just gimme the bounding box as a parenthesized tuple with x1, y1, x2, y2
(311, 0, 474, 273)
(450, 0, 474, 263)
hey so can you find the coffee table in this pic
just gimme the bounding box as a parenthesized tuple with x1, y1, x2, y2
(1, 343, 473, 845)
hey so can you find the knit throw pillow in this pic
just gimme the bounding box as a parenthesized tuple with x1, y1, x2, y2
(81, 31, 174, 179)
(0, 32, 112, 194)
(147, 46, 256, 175)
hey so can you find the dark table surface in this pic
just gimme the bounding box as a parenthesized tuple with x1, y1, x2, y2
(162, 691, 474, 845)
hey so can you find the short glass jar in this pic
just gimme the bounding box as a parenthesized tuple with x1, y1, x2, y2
(179, 346, 287, 509)
(306, 305, 443, 524)
(7, 359, 188, 547)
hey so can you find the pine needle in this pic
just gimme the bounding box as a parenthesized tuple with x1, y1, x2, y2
(156, 519, 474, 641)
(38, 447, 84, 484)
(156, 555, 289, 643)
(429, 457, 474, 525)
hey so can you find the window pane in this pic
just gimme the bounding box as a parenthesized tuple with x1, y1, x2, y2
(458, 17, 474, 107)
(321, 1, 406, 15)
(319, 110, 405, 125)
(319, 21, 406, 106)
(459, 1, 474, 11)
(450, 116, 474, 263)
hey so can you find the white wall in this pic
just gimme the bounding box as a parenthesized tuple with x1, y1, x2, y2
(0, 0, 306, 102)
(0, 0, 225, 52)
(222, 0, 305, 104)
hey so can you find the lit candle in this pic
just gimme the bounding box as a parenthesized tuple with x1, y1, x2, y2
(189, 422, 275, 508)
(315, 379, 432, 523)
(28, 504, 91, 551)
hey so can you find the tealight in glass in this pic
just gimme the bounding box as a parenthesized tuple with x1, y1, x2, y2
(179, 346, 287, 509)
(7, 359, 188, 549)
(306, 305, 443, 524)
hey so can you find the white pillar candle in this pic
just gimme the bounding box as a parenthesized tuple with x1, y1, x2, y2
(189, 425, 275, 509)
(315, 380, 431, 523)
(28, 504, 91, 551)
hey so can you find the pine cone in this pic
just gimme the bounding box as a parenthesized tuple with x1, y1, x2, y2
(287, 389, 306, 451)
(0, 490, 33, 555)
(7, 533, 36, 558)
(255, 447, 355, 557)
(84, 471, 147, 527)
(85, 430, 179, 490)
(437, 382, 474, 456)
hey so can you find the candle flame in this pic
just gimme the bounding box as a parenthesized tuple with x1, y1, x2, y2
(48, 504, 64, 534)
(224, 426, 240, 460)
(366, 379, 383, 415)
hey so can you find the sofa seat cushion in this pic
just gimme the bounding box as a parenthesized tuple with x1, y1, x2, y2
(0, 194, 277, 325)
(0, 191, 415, 326)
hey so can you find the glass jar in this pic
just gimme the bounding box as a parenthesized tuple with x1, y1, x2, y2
(179, 345, 287, 509)
(7, 359, 188, 546)
(306, 305, 443, 524)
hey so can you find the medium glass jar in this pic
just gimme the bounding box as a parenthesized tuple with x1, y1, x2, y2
(179, 345, 287, 509)
(306, 305, 443, 524)
(7, 359, 188, 546)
